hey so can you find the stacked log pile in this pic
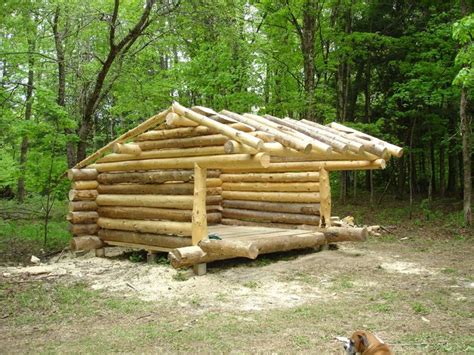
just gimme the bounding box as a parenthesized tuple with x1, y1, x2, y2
(220, 171, 325, 228)
(67, 168, 103, 251)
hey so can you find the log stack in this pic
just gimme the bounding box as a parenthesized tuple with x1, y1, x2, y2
(67, 168, 102, 251)
(220, 171, 324, 229)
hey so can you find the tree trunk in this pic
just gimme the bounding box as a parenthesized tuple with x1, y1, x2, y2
(52, 7, 76, 168)
(460, 89, 471, 225)
(439, 143, 446, 197)
(17, 39, 35, 203)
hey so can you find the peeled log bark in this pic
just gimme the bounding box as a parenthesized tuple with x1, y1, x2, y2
(252, 232, 326, 254)
(96, 194, 222, 209)
(98, 146, 227, 164)
(222, 182, 319, 192)
(98, 229, 192, 248)
(97, 181, 221, 195)
(168, 232, 327, 268)
(91, 153, 270, 172)
(222, 208, 320, 225)
(69, 201, 97, 212)
(222, 191, 320, 203)
(67, 168, 98, 181)
(67, 211, 99, 224)
(137, 134, 229, 151)
(69, 189, 98, 201)
(97, 217, 192, 236)
(166, 112, 199, 127)
(68, 223, 99, 236)
(318, 227, 367, 242)
(222, 200, 320, 215)
(98, 206, 221, 223)
(97, 170, 220, 185)
(221, 218, 314, 230)
(70, 236, 105, 251)
(220, 172, 320, 183)
(198, 239, 259, 259)
(112, 143, 141, 155)
(223, 159, 387, 173)
(168, 246, 230, 268)
(72, 180, 98, 190)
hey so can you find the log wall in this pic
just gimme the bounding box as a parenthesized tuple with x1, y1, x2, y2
(68, 121, 232, 251)
(220, 171, 324, 229)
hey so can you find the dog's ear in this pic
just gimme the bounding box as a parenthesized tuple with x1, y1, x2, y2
(358, 334, 369, 348)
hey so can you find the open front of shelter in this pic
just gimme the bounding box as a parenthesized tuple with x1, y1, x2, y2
(67, 102, 402, 274)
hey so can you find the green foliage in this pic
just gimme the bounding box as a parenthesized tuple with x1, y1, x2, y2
(453, 13, 474, 88)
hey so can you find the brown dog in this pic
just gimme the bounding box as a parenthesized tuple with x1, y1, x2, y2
(339, 331, 393, 355)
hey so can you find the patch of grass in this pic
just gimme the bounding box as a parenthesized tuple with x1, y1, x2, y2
(155, 255, 169, 265)
(292, 335, 311, 349)
(243, 280, 259, 289)
(372, 303, 392, 313)
(441, 267, 457, 274)
(172, 271, 189, 281)
(331, 275, 354, 290)
(128, 251, 146, 263)
(411, 302, 431, 315)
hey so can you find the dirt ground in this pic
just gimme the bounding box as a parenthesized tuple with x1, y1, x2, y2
(1, 229, 473, 354)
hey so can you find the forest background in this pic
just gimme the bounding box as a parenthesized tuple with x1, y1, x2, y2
(0, 0, 472, 254)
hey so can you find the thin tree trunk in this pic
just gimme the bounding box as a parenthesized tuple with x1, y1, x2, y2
(460, 89, 471, 225)
(430, 133, 436, 193)
(439, 143, 446, 197)
(52, 7, 76, 168)
(17, 40, 35, 203)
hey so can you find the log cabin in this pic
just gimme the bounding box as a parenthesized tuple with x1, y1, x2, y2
(67, 102, 403, 275)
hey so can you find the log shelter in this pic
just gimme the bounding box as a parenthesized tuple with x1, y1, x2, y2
(67, 102, 402, 274)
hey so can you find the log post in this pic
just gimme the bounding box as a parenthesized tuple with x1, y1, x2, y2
(192, 163, 208, 275)
(319, 168, 331, 227)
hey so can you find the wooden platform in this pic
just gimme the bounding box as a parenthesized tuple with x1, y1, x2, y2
(207, 224, 318, 241)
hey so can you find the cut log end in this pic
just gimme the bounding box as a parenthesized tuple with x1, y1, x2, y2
(70, 236, 105, 251)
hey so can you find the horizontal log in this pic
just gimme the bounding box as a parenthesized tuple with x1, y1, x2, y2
(68, 223, 99, 236)
(68, 189, 98, 201)
(112, 143, 141, 155)
(137, 126, 212, 141)
(98, 217, 192, 236)
(222, 208, 320, 225)
(252, 232, 326, 254)
(71, 180, 98, 190)
(67, 168, 98, 181)
(222, 200, 320, 215)
(199, 239, 259, 259)
(98, 206, 221, 223)
(223, 159, 387, 172)
(222, 182, 319, 192)
(97, 182, 222, 195)
(97, 169, 220, 185)
(137, 123, 254, 142)
(67, 211, 99, 224)
(168, 232, 327, 268)
(97, 146, 227, 164)
(222, 191, 320, 203)
(96, 194, 222, 209)
(137, 134, 229, 151)
(316, 227, 367, 242)
(68, 201, 98, 212)
(221, 218, 314, 230)
(70, 236, 105, 251)
(98, 229, 192, 248)
(220, 172, 320, 183)
(91, 153, 270, 172)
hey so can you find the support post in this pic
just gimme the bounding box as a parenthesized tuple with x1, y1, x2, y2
(319, 168, 331, 227)
(147, 251, 158, 264)
(95, 248, 105, 257)
(192, 163, 208, 275)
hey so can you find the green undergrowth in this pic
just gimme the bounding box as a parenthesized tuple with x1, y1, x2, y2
(0, 198, 69, 263)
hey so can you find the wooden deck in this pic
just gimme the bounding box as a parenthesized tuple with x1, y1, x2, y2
(208, 224, 318, 241)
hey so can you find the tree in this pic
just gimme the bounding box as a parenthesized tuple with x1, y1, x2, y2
(453, 8, 473, 226)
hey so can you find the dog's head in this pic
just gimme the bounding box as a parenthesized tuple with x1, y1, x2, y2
(336, 331, 370, 354)
(335, 336, 357, 355)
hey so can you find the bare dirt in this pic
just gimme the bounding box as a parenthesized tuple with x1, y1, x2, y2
(1, 234, 473, 353)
